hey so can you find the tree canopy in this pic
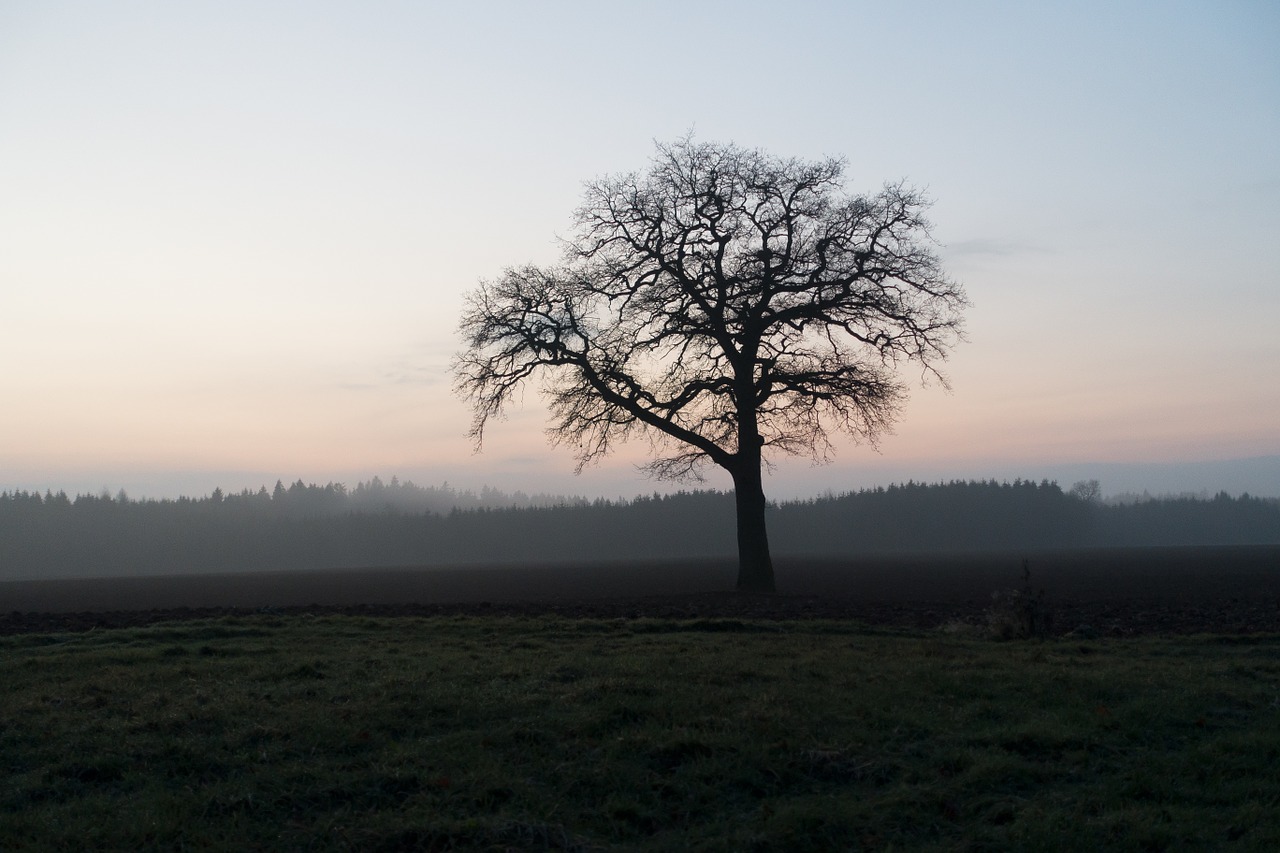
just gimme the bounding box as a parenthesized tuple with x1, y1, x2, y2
(455, 138, 968, 590)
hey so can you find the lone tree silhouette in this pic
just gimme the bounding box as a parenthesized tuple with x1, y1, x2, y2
(455, 138, 967, 592)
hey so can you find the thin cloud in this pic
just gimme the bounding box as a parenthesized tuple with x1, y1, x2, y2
(943, 238, 1048, 258)
(382, 364, 446, 387)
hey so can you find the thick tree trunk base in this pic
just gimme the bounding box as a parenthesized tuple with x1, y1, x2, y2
(732, 465, 776, 593)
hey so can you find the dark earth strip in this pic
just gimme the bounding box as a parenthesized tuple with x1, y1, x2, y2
(3, 546, 1277, 637)
(3, 593, 1280, 638)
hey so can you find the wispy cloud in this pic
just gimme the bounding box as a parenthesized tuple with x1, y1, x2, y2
(381, 364, 447, 388)
(942, 238, 1048, 258)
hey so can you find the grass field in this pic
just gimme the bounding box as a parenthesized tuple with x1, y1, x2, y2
(3, 614, 1278, 851)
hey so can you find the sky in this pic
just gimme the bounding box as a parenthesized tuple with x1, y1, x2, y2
(2, 0, 1278, 501)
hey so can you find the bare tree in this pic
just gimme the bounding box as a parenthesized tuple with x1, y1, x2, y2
(455, 138, 967, 592)
(1069, 479, 1102, 504)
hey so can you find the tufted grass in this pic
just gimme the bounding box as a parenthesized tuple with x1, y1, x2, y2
(2, 614, 1279, 850)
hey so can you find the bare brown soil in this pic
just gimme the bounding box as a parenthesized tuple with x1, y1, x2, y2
(3, 546, 1277, 637)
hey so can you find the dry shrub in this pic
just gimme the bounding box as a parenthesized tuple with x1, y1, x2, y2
(986, 559, 1053, 640)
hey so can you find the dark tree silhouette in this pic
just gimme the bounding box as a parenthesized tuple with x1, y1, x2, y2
(454, 138, 968, 591)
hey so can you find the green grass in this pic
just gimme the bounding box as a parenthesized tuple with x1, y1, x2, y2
(2, 615, 1278, 851)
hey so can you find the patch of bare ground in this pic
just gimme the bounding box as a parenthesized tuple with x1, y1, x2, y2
(2, 546, 1276, 636)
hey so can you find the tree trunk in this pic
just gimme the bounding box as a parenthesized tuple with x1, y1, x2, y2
(730, 458, 776, 593)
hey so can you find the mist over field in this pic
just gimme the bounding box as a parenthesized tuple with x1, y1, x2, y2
(2, 477, 1277, 583)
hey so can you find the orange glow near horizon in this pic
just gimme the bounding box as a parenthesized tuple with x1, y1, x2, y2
(1, 3, 1276, 499)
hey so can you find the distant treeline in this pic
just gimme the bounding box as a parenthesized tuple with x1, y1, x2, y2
(1, 479, 1277, 580)
(86, 477, 583, 516)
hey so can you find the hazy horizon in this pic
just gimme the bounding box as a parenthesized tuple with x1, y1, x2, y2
(3, 3, 1277, 503)
(4, 453, 1279, 505)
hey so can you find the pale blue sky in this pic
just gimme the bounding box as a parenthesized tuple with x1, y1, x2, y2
(2, 1, 1277, 499)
